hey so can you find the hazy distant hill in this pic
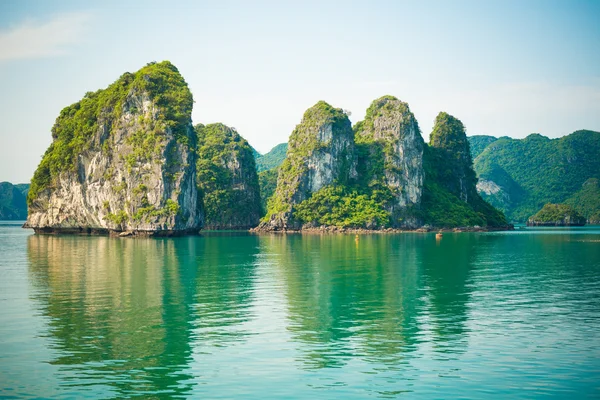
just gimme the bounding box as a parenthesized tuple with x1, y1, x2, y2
(14, 184, 30, 198)
(254, 143, 288, 172)
(471, 130, 600, 222)
(468, 135, 499, 159)
(0, 182, 28, 220)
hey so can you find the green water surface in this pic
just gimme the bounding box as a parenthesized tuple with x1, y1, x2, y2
(0, 222, 599, 398)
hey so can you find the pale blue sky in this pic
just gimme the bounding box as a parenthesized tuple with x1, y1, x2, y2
(0, 0, 599, 183)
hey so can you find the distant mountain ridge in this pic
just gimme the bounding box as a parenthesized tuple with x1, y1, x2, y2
(0, 182, 29, 220)
(469, 130, 600, 222)
(254, 143, 288, 172)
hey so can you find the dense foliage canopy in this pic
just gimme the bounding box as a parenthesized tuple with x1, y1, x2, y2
(255, 143, 288, 172)
(263, 102, 507, 229)
(293, 186, 390, 228)
(258, 168, 278, 213)
(473, 130, 600, 222)
(196, 123, 261, 228)
(565, 178, 600, 221)
(467, 135, 498, 159)
(527, 203, 586, 225)
(421, 145, 507, 227)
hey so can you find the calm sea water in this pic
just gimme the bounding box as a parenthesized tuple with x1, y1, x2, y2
(0, 221, 599, 399)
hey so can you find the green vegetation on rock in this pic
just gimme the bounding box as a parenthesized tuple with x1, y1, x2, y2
(294, 185, 390, 228)
(468, 135, 498, 159)
(261, 101, 357, 229)
(565, 178, 600, 222)
(196, 123, 261, 229)
(258, 168, 278, 213)
(588, 211, 600, 224)
(353, 95, 424, 226)
(422, 148, 506, 227)
(428, 112, 476, 201)
(26, 61, 201, 233)
(255, 143, 288, 172)
(473, 130, 600, 222)
(422, 112, 507, 228)
(262, 100, 507, 230)
(527, 203, 586, 226)
(29, 61, 193, 207)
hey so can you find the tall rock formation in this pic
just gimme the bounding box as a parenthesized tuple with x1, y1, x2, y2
(261, 101, 356, 229)
(195, 123, 261, 229)
(423, 112, 507, 227)
(354, 95, 424, 227)
(428, 112, 476, 202)
(259, 100, 507, 230)
(25, 61, 202, 235)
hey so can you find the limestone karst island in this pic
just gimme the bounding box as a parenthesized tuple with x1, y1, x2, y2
(23, 61, 512, 235)
(2, 2, 600, 399)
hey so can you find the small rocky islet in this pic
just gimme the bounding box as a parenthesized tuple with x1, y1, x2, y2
(527, 203, 586, 227)
(24, 61, 512, 235)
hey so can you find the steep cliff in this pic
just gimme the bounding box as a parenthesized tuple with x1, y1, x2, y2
(195, 123, 261, 229)
(259, 101, 507, 230)
(422, 112, 507, 227)
(354, 95, 424, 227)
(25, 61, 202, 235)
(260, 101, 357, 229)
(428, 112, 476, 202)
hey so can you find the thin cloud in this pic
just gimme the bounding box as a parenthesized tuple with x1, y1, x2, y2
(0, 12, 91, 62)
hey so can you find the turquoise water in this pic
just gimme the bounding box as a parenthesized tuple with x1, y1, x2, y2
(0, 221, 599, 398)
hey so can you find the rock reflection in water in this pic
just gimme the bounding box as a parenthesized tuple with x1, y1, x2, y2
(27, 233, 260, 398)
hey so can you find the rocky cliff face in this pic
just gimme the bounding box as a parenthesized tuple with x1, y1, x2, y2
(25, 61, 202, 235)
(259, 100, 508, 230)
(260, 101, 356, 229)
(195, 123, 261, 229)
(355, 96, 424, 227)
(429, 112, 477, 202)
(421, 112, 508, 228)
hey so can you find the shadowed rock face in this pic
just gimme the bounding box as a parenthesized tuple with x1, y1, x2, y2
(429, 112, 476, 203)
(25, 61, 202, 234)
(355, 96, 424, 227)
(260, 101, 357, 230)
(195, 123, 262, 229)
